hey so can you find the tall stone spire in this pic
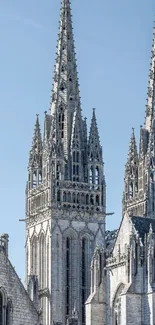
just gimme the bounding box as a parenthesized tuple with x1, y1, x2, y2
(50, 0, 82, 158)
(26, 2, 106, 325)
(145, 24, 155, 131)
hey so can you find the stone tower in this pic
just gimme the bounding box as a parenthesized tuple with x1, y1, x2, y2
(123, 23, 155, 218)
(25, 1, 106, 325)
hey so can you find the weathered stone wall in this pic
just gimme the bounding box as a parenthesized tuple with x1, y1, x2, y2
(0, 246, 39, 325)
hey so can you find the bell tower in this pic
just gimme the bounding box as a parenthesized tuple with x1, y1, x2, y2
(25, 1, 106, 325)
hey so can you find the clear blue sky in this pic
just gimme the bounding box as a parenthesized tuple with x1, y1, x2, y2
(0, 0, 154, 282)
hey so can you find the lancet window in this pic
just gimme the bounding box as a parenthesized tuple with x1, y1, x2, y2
(33, 171, 37, 188)
(40, 234, 45, 289)
(6, 300, 13, 325)
(66, 237, 71, 318)
(32, 236, 38, 276)
(129, 182, 133, 199)
(72, 151, 80, 182)
(113, 285, 124, 325)
(81, 237, 89, 325)
(59, 110, 64, 138)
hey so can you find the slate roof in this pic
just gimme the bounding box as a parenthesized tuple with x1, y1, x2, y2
(131, 216, 155, 242)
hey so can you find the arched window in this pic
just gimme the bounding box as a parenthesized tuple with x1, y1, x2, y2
(134, 242, 138, 276)
(68, 192, 71, 203)
(56, 163, 61, 181)
(89, 167, 93, 184)
(6, 300, 13, 325)
(39, 171, 42, 185)
(76, 152, 79, 163)
(86, 194, 89, 205)
(57, 190, 61, 202)
(81, 237, 89, 325)
(0, 292, 3, 325)
(150, 173, 154, 212)
(113, 284, 124, 325)
(81, 193, 85, 205)
(77, 193, 80, 204)
(63, 192, 67, 202)
(40, 234, 45, 289)
(33, 171, 37, 188)
(96, 195, 100, 206)
(66, 237, 71, 318)
(90, 194, 94, 206)
(129, 182, 133, 199)
(73, 151, 76, 162)
(73, 193, 76, 204)
(32, 236, 38, 276)
(95, 166, 99, 185)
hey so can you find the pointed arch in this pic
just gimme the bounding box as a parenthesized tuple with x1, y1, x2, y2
(0, 287, 7, 325)
(31, 235, 38, 276)
(39, 232, 45, 289)
(6, 299, 13, 325)
(112, 283, 125, 325)
(63, 227, 78, 318)
(79, 231, 94, 325)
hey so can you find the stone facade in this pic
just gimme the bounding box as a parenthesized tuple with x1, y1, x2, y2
(0, 234, 39, 325)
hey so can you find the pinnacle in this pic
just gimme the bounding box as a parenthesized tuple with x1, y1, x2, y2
(88, 109, 103, 163)
(126, 127, 138, 166)
(29, 115, 42, 168)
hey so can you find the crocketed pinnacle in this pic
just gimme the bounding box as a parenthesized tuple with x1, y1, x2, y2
(29, 115, 42, 168)
(50, 0, 82, 158)
(88, 108, 103, 163)
(125, 128, 138, 171)
(145, 23, 155, 131)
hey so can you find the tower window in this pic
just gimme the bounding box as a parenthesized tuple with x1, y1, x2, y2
(33, 171, 37, 188)
(129, 183, 133, 199)
(32, 237, 38, 276)
(66, 237, 71, 317)
(57, 190, 61, 202)
(63, 192, 67, 202)
(73, 192, 76, 203)
(6, 300, 13, 325)
(39, 172, 42, 185)
(59, 113, 64, 139)
(96, 195, 100, 206)
(90, 194, 94, 205)
(95, 166, 99, 185)
(81, 238, 89, 325)
(56, 163, 61, 180)
(89, 167, 93, 184)
(86, 194, 89, 205)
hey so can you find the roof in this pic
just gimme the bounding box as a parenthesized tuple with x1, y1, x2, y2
(131, 216, 155, 242)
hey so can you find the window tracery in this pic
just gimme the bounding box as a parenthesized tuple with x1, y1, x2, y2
(113, 284, 124, 325)
(40, 234, 45, 289)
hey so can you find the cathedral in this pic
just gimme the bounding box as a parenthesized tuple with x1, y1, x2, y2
(0, 0, 155, 325)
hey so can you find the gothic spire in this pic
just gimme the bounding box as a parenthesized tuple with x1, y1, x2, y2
(50, 0, 82, 158)
(125, 128, 138, 172)
(145, 24, 155, 131)
(88, 108, 103, 163)
(29, 115, 42, 168)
